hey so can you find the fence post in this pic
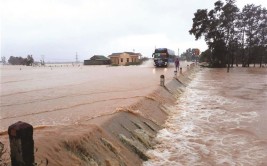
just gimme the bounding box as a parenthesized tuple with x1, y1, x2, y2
(174, 70, 177, 78)
(8, 121, 34, 166)
(160, 75, 165, 86)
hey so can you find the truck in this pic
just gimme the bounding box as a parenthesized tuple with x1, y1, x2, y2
(152, 48, 176, 67)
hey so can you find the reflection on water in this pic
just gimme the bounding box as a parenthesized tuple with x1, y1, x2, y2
(164, 68, 168, 72)
(152, 68, 169, 75)
(144, 68, 267, 166)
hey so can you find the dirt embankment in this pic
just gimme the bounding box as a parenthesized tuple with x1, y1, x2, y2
(1, 65, 198, 166)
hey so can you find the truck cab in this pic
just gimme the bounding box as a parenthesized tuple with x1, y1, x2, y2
(152, 48, 175, 67)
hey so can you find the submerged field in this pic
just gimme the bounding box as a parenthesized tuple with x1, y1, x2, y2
(0, 60, 189, 131)
(0, 60, 193, 165)
(1, 62, 266, 165)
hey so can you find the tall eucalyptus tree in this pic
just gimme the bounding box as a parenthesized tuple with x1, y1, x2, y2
(219, 0, 239, 71)
(189, 1, 226, 67)
(241, 4, 261, 67)
(236, 11, 246, 66)
(190, 0, 266, 68)
(258, 7, 267, 67)
(189, 0, 238, 69)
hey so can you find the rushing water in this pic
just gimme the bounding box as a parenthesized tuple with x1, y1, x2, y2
(144, 67, 267, 166)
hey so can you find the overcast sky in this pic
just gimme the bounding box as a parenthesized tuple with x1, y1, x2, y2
(1, 0, 267, 62)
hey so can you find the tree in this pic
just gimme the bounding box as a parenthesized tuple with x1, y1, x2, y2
(189, 1, 226, 67)
(180, 48, 197, 61)
(26, 55, 34, 66)
(190, 0, 266, 68)
(8, 56, 35, 65)
(199, 49, 212, 63)
(1, 56, 6, 64)
(236, 11, 247, 66)
(258, 7, 267, 67)
(242, 4, 262, 67)
(220, 0, 239, 72)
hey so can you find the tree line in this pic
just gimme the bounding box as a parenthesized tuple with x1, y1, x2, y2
(7, 55, 34, 66)
(189, 0, 267, 70)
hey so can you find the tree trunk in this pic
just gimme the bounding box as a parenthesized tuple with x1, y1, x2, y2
(231, 52, 234, 67)
(227, 51, 230, 72)
(241, 28, 245, 67)
(260, 55, 263, 67)
(247, 46, 251, 67)
(242, 51, 246, 67)
(235, 53, 238, 67)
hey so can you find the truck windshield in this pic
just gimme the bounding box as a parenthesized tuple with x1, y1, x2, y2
(153, 53, 161, 58)
(153, 53, 167, 58)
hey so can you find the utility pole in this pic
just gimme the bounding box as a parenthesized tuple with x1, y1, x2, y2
(41, 55, 45, 66)
(75, 52, 78, 64)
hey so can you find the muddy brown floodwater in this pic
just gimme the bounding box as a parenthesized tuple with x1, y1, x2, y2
(1, 62, 266, 166)
(0, 60, 191, 165)
(144, 67, 267, 166)
(0, 60, 188, 132)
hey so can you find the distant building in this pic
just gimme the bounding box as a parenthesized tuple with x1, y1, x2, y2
(84, 55, 111, 65)
(108, 52, 142, 65)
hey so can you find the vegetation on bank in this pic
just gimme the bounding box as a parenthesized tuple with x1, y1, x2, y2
(189, 0, 267, 69)
(180, 48, 200, 62)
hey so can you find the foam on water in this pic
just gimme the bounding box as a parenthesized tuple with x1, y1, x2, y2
(144, 69, 267, 166)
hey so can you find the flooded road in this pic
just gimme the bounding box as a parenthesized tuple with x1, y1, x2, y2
(0, 60, 189, 132)
(144, 67, 267, 166)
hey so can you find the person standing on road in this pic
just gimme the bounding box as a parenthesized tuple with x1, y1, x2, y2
(175, 58, 180, 71)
